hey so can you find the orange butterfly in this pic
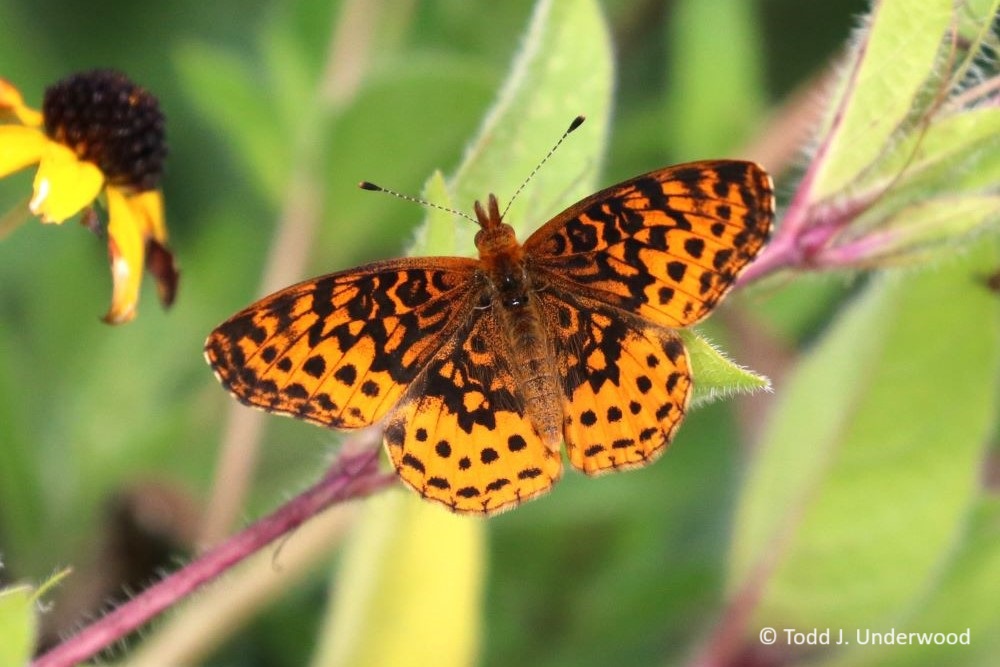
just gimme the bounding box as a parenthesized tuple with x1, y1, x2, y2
(205, 143, 773, 515)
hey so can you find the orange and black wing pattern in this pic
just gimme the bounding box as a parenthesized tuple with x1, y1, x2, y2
(539, 288, 692, 475)
(204, 157, 775, 516)
(525, 160, 774, 329)
(205, 257, 478, 430)
(525, 160, 771, 475)
(383, 308, 562, 514)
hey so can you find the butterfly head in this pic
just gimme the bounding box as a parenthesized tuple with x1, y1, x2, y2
(473, 193, 521, 260)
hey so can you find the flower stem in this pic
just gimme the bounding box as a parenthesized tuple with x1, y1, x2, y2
(33, 446, 396, 667)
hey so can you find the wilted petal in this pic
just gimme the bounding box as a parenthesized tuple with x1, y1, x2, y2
(30, 142, 104, 223)
(104, 186, 145, 324)
(145, 238, 179, 307)
(0, 125, 48, 177)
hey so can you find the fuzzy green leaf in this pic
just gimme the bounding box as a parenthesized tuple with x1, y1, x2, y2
(680, 329, 771, 406)
(855, 108, 1000, 201)
(949, 0, 1000, 92)
(811, 0, 954, 201)
(448, 0, 614, 242)
(413, 170, 459, 256)
(729, 242, 1000, 631)
(855, 195, 1000, 264)
(0, 585, 35, 667)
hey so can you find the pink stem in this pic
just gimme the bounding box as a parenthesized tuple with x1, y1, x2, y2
(737, 179, 884, 287)
(33, 446, 396, 667)
(813, 227, 894, 266)
(734, 14, 877, 290)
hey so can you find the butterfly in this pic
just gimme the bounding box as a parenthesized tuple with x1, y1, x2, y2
(205, 156, 773, 515)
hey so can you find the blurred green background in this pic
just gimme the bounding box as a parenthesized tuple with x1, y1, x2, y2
(3, 0, 997, 666)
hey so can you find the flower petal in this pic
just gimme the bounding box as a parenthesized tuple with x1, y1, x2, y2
(104, 186, 145, 324)
(130, 189, 168, 241)
(30, 142, 104, 223)
(0, 125, 47, 177)
(145, 237, 179, 308)
(126, 189, 178, 308)
(0, 79, 43, 126)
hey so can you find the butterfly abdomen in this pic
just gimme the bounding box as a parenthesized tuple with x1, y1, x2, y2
(492, 284, 562, 450)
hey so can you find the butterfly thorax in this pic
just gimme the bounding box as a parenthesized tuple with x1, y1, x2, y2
(473, 193, 563, 449)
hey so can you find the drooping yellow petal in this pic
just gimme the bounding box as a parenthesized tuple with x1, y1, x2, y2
(104, 186, 145, 324)
(129, 188, 167, 241)
(0, 125, 47, 177)
(30, 142, 104, 223)
(127, 189, 178, 308)
(0, 79, 43, 126)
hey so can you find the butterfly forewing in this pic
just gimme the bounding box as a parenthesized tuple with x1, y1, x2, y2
(524, 160, 774, 329)
(205, 257, 478, 430)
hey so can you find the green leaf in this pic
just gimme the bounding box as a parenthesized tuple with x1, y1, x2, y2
(854, 195, 1000, 264)
(312, 493, 486, 667)
(0, 585, 36, 667)
(728, 241, 1000, 631)
(949, 0, 1000, 93)
(822, 498, 1000, 667)
(448, 0, 614, 242)
(854, 108, 1000, 201)
(810, 4, 1000, 269)
(414, 170, 459, 256)
(811, 0, 954, 201)
(956, 0, 1000, 38)
(680, 329, 770, 407)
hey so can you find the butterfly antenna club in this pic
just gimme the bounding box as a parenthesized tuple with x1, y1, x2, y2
(501, 115, 586, 220)
(358, 180, 476, 223)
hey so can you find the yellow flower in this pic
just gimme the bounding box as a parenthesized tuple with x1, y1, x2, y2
(0, 70, 178, 324)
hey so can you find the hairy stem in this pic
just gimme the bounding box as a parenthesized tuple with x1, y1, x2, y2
(33, 446, 396, 667)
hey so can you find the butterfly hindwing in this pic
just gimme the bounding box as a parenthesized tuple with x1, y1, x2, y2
(384, 308, 562, 514)
(539, 289, 692, 474)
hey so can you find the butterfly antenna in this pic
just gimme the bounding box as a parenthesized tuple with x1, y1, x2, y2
(358, 181, 476, 223)
(501, 115, 586, 220)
